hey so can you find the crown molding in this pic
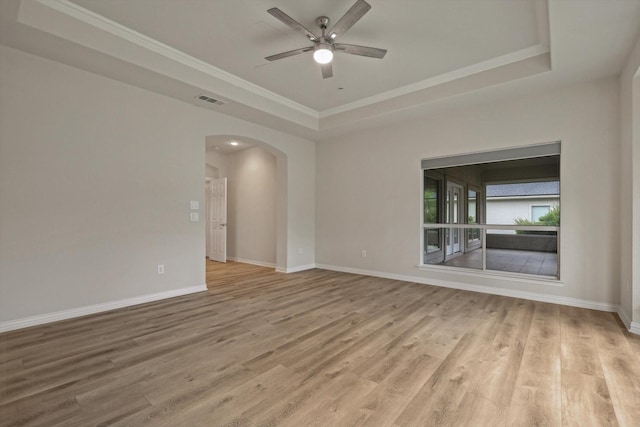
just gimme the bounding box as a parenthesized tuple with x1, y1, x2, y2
(33, 0, 318, 120)
(320, 44, 550, 119)
(21, 0, 552, 135)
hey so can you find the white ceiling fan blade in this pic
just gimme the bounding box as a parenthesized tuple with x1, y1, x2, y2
(265, 46, 314, 61)
(334, 43, 387, 59)
(267, 8, 319, 42)
(321, 63, 333, 79)
(327, 0, 371, 39)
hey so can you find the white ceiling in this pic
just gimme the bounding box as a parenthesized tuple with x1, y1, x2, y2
(70, 0, 543, 112)
(1, 0, 640, 140)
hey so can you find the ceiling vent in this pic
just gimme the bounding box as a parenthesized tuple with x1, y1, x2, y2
(195, 94, 225, 105)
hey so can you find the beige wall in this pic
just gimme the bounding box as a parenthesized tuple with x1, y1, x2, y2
(317, 77, 620, 306)
(0, 45, 315, 325)
(205, 150, 227, 179)
(226, 147, 277, 265)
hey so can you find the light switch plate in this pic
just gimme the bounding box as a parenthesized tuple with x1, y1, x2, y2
(190, 212, 199, 222)
(190, 200, 199, 210)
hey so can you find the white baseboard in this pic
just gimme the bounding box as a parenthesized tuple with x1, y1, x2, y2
(227, 257, 276, 269)
(5, 266, 636, 335)
(315, 263, 620, 313)
(0, 284, 207, 333)
(276, 263, 317, 273)
(617, 306, 632, 329)
(617, 308, 640, 336)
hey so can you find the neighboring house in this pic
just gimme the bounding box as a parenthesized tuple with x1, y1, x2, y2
(486, 182, 559, 233)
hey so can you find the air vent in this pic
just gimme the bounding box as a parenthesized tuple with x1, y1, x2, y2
(195, 94, 225, 105)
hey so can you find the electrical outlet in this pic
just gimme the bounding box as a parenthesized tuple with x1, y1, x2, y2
(362, 249, 367, 258)
(157, 264, 165, 274)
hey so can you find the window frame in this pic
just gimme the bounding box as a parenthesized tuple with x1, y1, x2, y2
(422, 171, 445, 261)
(419, 142, 561, 281)
(466, 186, 482, 248)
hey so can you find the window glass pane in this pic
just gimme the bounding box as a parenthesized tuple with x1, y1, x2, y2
(421, 150, 560, 279)
(486, 181, 559, 228)
(425, 228, 440, 254)
(531, 205, 550, 222)
(424, 226, 483, 269)
(423, 175, 439, 223)
(468, 190, 477, 224)
(486, 230, 558, 277)
(424, 174, 441, 255)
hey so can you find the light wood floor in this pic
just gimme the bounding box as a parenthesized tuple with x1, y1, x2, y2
(2, 260, 640, 426)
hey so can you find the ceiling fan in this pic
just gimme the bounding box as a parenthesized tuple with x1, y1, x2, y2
(265, 0, 387, 79)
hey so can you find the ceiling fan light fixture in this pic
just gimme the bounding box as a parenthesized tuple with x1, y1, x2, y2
(265, 1, 385, 78)
(313, 43, 334, 64)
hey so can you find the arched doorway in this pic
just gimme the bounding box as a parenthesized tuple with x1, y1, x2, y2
(204, 135, 287, 271)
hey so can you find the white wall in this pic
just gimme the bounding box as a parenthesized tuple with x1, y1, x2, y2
(620, 33, 640, 328)
(0, 45, 316, 326)
(205, 164, 218, 179)
(317, 77, 620, 307)
(205, 150, 227, 179)
(226, 147, 277, 266)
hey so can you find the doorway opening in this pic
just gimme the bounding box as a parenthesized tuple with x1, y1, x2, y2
(204, 135, 282, 273)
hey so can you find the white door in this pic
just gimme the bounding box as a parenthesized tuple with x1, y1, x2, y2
(208, 177, 227, 263)
(446, 183, 463, 256)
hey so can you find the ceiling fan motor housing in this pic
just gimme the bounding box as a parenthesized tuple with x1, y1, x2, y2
(316, 16, 330, 30)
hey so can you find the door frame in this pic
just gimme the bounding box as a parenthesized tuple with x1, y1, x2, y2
(445, 181, 464, 257)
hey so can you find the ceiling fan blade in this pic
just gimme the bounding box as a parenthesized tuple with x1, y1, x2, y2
(334, 43, 387, 59)
(321, 63, 333, 79)
(327, 0, 371, 39)
(267, 8, 319, 42)
(265, 46, 314, 61)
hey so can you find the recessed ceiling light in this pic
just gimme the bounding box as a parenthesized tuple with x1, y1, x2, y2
(229, 141, 239, 146)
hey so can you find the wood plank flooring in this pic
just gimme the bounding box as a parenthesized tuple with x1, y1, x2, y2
(1, 260, 640, 426)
